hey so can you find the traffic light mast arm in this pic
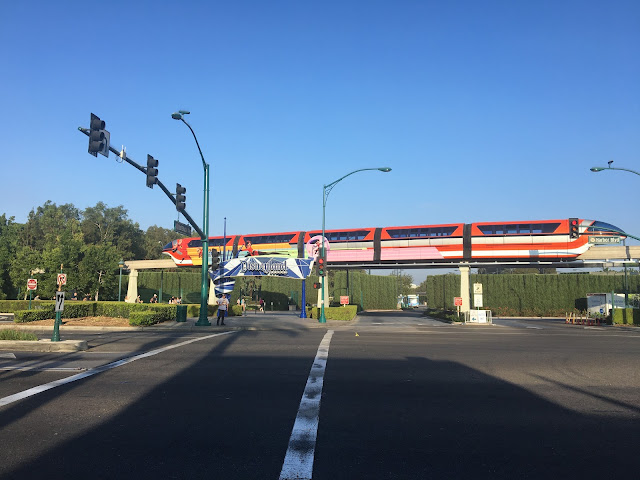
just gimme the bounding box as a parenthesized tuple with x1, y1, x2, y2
(78, 127, 204, 239)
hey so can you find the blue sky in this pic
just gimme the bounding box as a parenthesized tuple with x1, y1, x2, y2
(1, 1, 638, 283)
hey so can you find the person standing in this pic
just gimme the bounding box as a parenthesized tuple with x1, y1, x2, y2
(216, 294, 229, 326)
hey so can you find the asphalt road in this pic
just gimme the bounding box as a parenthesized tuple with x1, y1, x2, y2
(1, 310, 639, 479)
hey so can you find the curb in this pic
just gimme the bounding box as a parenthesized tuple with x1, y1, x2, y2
(0, 339, 88, 352)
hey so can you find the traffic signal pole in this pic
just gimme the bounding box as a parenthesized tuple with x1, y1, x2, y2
(77, 127, 204, 239)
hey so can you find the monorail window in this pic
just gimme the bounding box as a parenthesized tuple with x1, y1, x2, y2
(244, 234, 295, 244)
(585, 221, 622, 234)
(324, 230, 369, 242)
(188, 238, 227, 248)
(478, 223, 560, 235)
(387, 227, 457, 239)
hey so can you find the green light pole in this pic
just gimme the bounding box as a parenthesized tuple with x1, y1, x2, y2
(172, 110, 211, 326)
(590, 161, 640, 177)
(319, 167, 392, 323)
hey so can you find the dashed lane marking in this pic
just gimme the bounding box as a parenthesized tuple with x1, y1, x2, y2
(279, 330, 334, 480)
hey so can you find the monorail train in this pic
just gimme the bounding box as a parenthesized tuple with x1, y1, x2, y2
(162, 218, 625, 267)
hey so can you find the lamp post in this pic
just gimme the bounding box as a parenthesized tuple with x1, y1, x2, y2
(172, 110, 211, 326)
(590, 161, 640, 177)
(118, 259, 125, 301)
(319, 167, 392, 323)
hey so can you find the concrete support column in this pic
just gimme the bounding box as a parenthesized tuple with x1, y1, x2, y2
(317, 280, 328, 308)
(459, 265, 470, 313)
(208, 278, 216, 305)
(126, 269, 138, 303)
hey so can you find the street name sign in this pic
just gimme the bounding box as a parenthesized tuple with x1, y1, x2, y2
(589, 236, 621, 244)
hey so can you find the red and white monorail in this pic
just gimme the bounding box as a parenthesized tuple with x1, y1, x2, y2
(162, 218, 625, 267)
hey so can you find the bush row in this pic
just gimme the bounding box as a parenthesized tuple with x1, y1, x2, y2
(305, 305, 357, 321)
(8, 301, 217, 326)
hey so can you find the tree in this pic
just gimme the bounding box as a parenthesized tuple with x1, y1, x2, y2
(0, 215, 21, 299)
(390, 269, 414, 296)
(143, 225, 185, 260)
(77, 243, 120, 301)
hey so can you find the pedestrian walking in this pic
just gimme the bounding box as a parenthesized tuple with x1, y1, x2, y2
(216, 294, 229, 326)
(241, 297, 246, 316)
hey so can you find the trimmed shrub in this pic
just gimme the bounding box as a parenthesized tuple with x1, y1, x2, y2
(14, 307, 55, 323)
(306, 305, 357, 321)
(612, 308, 640, 325)
(129, 311, 165, 326)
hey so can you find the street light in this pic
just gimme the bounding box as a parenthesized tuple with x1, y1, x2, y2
(319, 167, 392, 323)
(172, 110, 211, 326)
(590, 160, 640, 177)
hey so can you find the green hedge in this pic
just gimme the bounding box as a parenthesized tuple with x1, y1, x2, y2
(306, 305, 357, 321)
(129, 311, 167, 326)
(426, 274, 640, 316)
(135, 270, 398, 311)
(612, 308, 640, 325)
(14, 307, 55, 323)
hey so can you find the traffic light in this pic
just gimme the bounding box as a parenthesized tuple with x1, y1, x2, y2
(88, 113, 109, 157)
(569, 218, 579, 239)
(313, 282, 321, 289)
(146, 154, 158, 188)
(176, 183, 186, 212)
(210, 250, 221, 270)
(317, 256, 326, 276)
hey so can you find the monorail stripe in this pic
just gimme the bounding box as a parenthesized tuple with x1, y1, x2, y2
(0, 331, 235, 408)
(279, 330, 334, 480)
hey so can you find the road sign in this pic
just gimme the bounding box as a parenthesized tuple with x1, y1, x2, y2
(57, 273, 67, 286)
(589, 236, 621, 244)
(174, 220, 192, 236)
(340, 296, 349, 305)
(454, 296, 463, 306)
(473, 283, 483, 294)
(55, 291, 65, 312)
(27, 278, 37, 290)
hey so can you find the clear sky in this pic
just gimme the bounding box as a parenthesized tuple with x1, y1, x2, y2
(1, 1, 638, 283)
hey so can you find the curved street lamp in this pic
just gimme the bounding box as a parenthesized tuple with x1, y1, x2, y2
(172, 110, 211, 326)
(319, 167, 392, 323)
(590, 160, 640, 177)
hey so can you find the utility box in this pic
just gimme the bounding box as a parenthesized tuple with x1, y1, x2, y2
(176, 305, 187, 322)
(586, 293, 626, 316)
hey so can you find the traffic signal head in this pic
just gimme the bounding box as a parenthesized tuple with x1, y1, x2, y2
(313, 282, 321, 289)
(317, 256, 326, 276)
(176, 183, 186, 212)
(88, 113, 109, 157)
(569, 218, 579, 239)
(146, 154, 158, 188)
(210, 250, 221, 269)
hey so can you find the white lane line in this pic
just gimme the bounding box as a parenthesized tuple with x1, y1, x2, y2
(0, 331, 235, 408)
(0, 353, 16, 359)
(279, 330, 334, 480)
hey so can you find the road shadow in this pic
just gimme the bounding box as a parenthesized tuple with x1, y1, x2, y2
(0, 332, 638, 479)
